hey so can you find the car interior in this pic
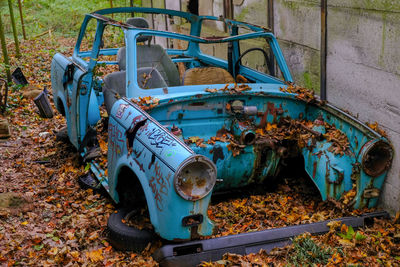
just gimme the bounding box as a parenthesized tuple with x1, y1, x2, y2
(102, 17, 240, 114)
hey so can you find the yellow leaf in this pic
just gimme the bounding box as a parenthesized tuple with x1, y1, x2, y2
(65, 230, 75, 240)
(48, 247, 58, 256)
(21, 221, 28, 226)
(70, 251, 79, 258)
(338, 239, 355, 247)
(265, 123, 277, 131)
(99, 139, 108, 153)
(88, 231, 99, 241)
(327, 220, 341, 231)
(86, 248, 104, 262)
(255, 128, 264, 135)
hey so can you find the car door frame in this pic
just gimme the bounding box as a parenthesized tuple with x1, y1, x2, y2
(71, 16, 106, 149)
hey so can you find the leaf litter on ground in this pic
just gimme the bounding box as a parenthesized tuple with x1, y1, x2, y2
(0, 37, 399, 266)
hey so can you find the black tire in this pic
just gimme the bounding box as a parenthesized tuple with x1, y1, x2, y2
(107, 208, 155, 251)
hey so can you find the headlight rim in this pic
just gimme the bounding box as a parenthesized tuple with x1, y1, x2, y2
(174, 155, 217, 201)
(361, 139, 393, 178)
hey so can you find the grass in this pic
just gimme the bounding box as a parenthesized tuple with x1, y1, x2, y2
(289, 235, 334, 266)
(0, 0, 142, 38)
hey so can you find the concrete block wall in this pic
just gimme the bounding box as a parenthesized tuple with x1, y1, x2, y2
(164, 0, 400, 212)
(274, 0, 321, 91)
(326, 1, 400, 213)
(242, 0, 400, 212)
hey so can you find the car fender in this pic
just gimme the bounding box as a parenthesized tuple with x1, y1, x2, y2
(112, 160, 163, 228)
(106, 99, 215, 240)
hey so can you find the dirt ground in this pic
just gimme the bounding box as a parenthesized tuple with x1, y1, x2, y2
(1, 37, 400, 266)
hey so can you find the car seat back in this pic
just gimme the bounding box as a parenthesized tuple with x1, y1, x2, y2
(103, 71, 126, 113)
(116, 18, 180, 86)
(182, 67, 235, 85)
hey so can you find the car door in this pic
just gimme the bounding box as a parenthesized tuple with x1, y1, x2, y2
(71, 17, 105, 149)
(51, 54, 88, 148)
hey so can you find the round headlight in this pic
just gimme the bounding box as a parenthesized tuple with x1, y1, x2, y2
(174, 155, 217, 201)
(361, 140, 393, 177)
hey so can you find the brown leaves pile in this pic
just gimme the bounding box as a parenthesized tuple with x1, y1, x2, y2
(208, 177, 367, 238)
(205, 83, 251, 94)
(185, 117, 350, 157)
(0, 37, 158, 266)
(280, 83, 317, 103)
(131, 96, 160, 111)
(205, 177, 400, 266)
(184, 136, 207, 148)
(325, 123, 350, 156)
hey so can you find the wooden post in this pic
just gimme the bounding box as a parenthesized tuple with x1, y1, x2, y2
(0, 14, 11, 82)
(130, 0, 134, 17)
(17, 0, 26, 40)
(8, 0, 21, 58)
(109, 0, 114, 18)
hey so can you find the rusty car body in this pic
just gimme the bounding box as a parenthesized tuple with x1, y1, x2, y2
(51, 7, 393, 242)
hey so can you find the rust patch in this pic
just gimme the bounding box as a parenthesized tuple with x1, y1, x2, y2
(189, 102, 205, 106)
(210, 145, 224, 164)
(259, 102, 283, 128)
(313, 161, 318, 178)
(216, 126, 229, 137)
(133, 158, 145, 172)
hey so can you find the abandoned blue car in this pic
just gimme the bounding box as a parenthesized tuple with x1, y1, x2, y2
(51, 7, 393, 249)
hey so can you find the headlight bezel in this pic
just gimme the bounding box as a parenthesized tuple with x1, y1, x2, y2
(361, 140, 393, 177)
(174, 155, 217, 201)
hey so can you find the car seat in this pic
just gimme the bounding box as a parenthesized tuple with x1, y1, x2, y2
(103, 67, 166, 113)
(116, 17, 180, 86)
(103, 18, 171, 113)
(182, 67, 235, 85)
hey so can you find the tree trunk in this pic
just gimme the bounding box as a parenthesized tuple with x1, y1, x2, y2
(17, 0, 26, 40)
(0, 14, 11, 82)
(8, 0, 21, 58)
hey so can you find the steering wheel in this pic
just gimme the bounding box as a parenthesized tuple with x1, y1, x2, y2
(234, 47, 274, 77)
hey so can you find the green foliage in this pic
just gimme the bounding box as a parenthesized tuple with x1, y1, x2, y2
(355, 231, 367, 242)
(338, 225, 367, 243)
(289, 235, 333, 266)
(0, 0, 140, 38)
(84, 163, 91, 171)
(338, 225, 355, 240)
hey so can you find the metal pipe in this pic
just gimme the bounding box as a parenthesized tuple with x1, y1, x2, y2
(164, 0, 169, 48)
(267, 0, 274, 33)
(17, 0, 26, 40)
(320, 0, 327, 101)
(267, 0, 275, 76)
(8, 0, 20, 58)
(150, 0, 155, 44)
(130, 0, 134, 17)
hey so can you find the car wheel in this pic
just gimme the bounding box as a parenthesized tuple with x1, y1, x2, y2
(107, 208, 155, 251)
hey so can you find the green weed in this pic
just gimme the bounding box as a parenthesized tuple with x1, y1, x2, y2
(0, 0, 142, 38)
(289, 235, 333, 266)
